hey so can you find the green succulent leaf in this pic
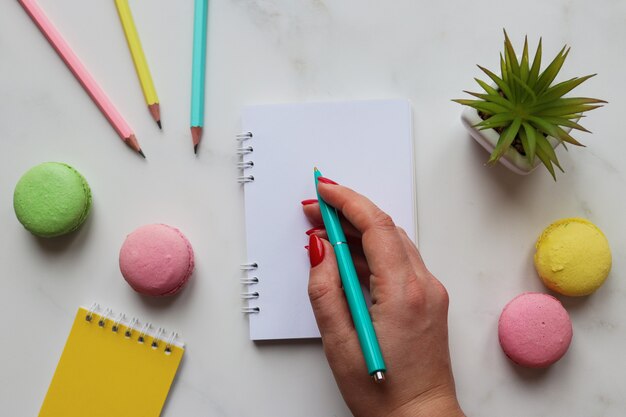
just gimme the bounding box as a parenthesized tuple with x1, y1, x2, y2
(475, 112, 517, 130)
(535, 46, 569, 94)
(527, 38, 542, 89)
(500, 53, 508, 86)
(503, 30, 521, 99)
(489, 117, 522, 164)
(536, 104, 603, 117)
(530, 97, 606, 113)
(511, 74, 536, 103)
(520, 36, 530, 84)
(521, 122, 538, 164)
(536, 135, 564, 172)
(535, 145, 557, 180)
(553, 125, 586, 146)
(452, 99, 510, 115)
(538, 74, 596, 103)
(478, 65, 514, 100)
(474, 78, 499, 96)
(560, 113, 586, 120)
(503, 30, 520, 73)
(455, 31, 605, 178)
(526, 116, 562, 141)
(541, 116, 590, 133)
(504, 52, 518, 100)
(462, 91, 514, 109)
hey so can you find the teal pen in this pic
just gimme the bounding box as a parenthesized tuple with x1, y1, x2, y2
(190, 0, 208, 154)
(314, 168, 387, 382)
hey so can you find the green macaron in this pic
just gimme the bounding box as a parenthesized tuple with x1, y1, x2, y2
(13, 162, 92, 237)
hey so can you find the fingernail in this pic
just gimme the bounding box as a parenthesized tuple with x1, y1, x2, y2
(306, 227, 323, 236)
(308, 234, 324, 267)
(317, 177, 338, 185)
(301, 199, 318, 205)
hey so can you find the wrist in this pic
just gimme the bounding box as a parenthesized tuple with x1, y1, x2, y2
(386, 385, 465, 417)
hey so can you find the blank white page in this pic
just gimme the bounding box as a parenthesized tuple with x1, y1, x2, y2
(241, 100, 416, 340)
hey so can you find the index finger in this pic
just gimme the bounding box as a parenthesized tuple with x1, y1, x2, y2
(316, 180, 417, 285)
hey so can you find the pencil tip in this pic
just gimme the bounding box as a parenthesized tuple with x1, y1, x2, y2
(138, 149, 146, 159)
(194, 144, 198, 154)
(191, 126, 202, 149)
(157, 120, 162, 130)
(148, 104, 161, 128)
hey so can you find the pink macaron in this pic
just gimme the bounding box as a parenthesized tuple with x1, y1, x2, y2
(119, 224, 194, 296)
(498, 292, 573, 368)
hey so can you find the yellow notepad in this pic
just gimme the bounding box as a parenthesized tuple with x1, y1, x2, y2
(39, 306, 184, 417)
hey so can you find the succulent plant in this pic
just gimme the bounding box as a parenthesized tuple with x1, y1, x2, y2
(454, 30, 606, 179)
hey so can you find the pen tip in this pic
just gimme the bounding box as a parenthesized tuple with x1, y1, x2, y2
(157, 120, 162, 130)
(138, 149, 146, 159)
(194, 144, 198, 154)
(372, 371, 385, 383)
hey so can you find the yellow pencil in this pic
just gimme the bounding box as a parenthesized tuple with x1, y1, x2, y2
(114, 0, 161, 128)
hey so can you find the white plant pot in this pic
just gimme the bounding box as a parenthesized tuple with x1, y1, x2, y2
(461, 106, 565, 175)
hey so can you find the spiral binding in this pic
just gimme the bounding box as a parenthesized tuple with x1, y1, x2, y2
(237, 161, 254, 169)
(152, 328, 165, 349)
(98, 308, 112, 327)
(240, 267, 259, 310)
(137, 322, 151, 344)
(236, 131, 253, 141)
(241, 291, 259, 300)
(240, 276, 259, 284)
(112, 313, 125, 333)
(164, 332, 178, 354)
(85, 303, 98, 322)
(83, 304, 183, 353)
(237, 175, 254, 183)
(237, 131, 255, 184)
(126, 318, 139, 338)
(237, 131, 260, 314)
(236, 145, 253, 155)
(240, 262, 260, 313)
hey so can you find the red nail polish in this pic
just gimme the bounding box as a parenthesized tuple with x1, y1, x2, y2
(301, 199, 318, 206)
(306, 227, 323, 236)
(308, 234, 325, 267)
(317, 177, 338, 185)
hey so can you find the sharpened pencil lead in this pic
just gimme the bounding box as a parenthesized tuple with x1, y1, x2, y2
(191, 126, 202, 151)
(138, 149, 146, 159)
(157, 120, 162, 130)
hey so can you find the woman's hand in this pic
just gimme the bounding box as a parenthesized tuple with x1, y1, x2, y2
(303, 178, 464, 417)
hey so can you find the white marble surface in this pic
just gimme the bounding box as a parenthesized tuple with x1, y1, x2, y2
(1, 0, 625, 416)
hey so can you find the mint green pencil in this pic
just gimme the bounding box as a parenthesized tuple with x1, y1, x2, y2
(314, 167, 387, 382)
(190, 0, 208, 154)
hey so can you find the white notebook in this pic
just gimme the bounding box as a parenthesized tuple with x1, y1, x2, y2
(239, 99, 417, 340)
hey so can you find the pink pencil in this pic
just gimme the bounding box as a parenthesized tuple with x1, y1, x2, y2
(19, 0, 145, 158)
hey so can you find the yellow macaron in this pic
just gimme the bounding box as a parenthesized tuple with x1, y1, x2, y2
(534, 218, 611, 296)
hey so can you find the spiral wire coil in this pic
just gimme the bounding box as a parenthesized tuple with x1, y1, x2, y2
(238, 132, 260, 313)
(83, 304, 181, 353)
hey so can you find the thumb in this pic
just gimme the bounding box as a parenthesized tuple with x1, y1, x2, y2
(308, 234, 357, 342)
